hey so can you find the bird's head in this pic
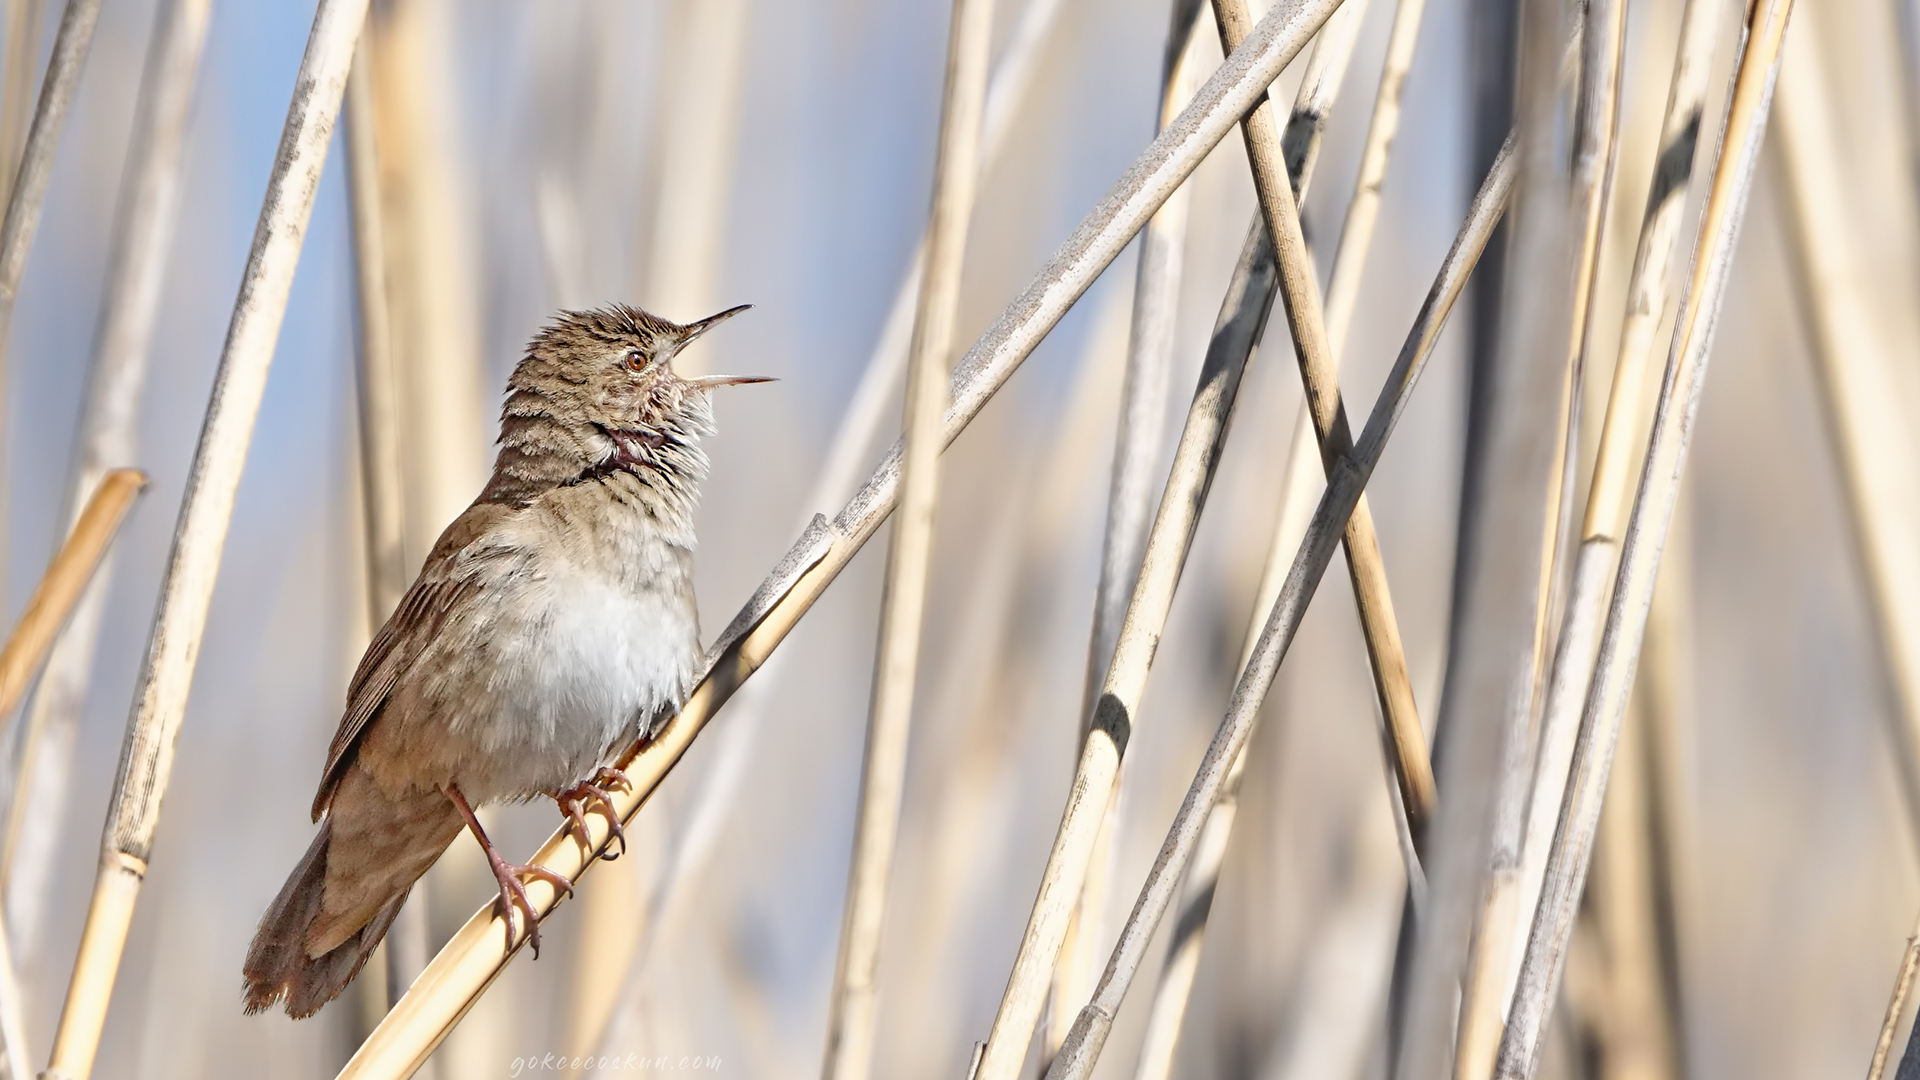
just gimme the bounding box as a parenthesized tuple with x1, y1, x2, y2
(486, 304, 769, 503)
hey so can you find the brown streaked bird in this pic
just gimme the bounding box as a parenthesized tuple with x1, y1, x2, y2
(243, 304, 767, 1018)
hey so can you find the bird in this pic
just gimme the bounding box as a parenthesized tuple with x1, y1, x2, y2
(243, 303, 768, 1018)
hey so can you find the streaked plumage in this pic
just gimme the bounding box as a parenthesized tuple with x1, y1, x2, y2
(244, 304, 760, 1017)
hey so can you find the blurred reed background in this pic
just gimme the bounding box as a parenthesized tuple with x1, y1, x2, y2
(0, 0, 1911, 1077)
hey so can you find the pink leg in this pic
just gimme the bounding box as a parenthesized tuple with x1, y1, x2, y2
(445, 784, 573, 957)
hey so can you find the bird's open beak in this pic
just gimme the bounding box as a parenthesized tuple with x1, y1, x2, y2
(672, 305, 771, 388)
(687, 373, 777, 390)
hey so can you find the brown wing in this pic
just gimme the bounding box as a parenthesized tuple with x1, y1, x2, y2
(310, 504, 506, 820)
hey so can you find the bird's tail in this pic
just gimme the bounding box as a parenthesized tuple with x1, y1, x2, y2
(243, 770, 463, 1018)
(242, 819, 400, 1017)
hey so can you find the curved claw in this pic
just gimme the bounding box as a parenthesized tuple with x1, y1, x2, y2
(592, 765, 634, 792)
(555, 774, 630, 860)
(487, 856, 573, 957)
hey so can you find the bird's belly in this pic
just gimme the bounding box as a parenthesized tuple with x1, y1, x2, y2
(432, 561, 697, 802)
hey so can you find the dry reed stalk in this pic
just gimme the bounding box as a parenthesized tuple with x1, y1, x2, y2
(0, 0, 40, 220)
(358, 8, 497, 1057)
(1214, 0, 1434, 846)
(358, 7, 495, 1051)
(1043, 136, 1519, 1080)
(1124, 742, 1242, 1080)
(990, 6, 1379, 1077)
(1276, 0, 1368, 197)
(796, 0, 1072, 525)
(0, 469, 143, 725)
(1393, 0, 1582, 1067)
(1248, 0, 1437, 838)
(1771, 16, 1920, 858)
(342, 27, 434, 1030)
(1206, 0, 1436, 893)
(39, 5, 368, 1077)
(346, 37, 406, 628)
(1124, 11, 1375, 1078)
(819, 0, 993, 1075)
(1872, 911, 1920, 1080)
(0, 0, 95, 329)
(1053, 1, 1206, 1053)
(0, 0, 211, 935)
(1452, 0, 1629, 1073)
(339, 3, 1348, 1072)
(1540, 0, 1630, 684)
(0, 466, 139, 1080)
(1636, 475, 1694, 1080)
(0, 0, 103, 601)
(579, 2, 1082, 1059)
(364, 0, 486, 563)
(1495, 0, 1723, 1056)
(1320, 0, 1427, 355)
(1082, 0, 1204, 726)
(876, 288, 1127, 1072)
(1018, 194, 1282, 1080)
(1492, 0, 1794, 1072)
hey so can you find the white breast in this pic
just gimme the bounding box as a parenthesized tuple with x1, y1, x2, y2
(446, 535, 699, 801)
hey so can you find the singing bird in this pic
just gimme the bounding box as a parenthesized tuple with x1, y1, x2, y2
(244, 304, 766, 1017)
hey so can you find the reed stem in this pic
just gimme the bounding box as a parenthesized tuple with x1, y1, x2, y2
(1492, 0, 1795, 1071)
(1454, 0, 1631, 1070)
(1506, 1, 1725, 1054)
(1053, 0, 1205, 1055)
(820, 0, 992, 1074)
(40, 4, 369, 1075)
(0, 0, 103, 614)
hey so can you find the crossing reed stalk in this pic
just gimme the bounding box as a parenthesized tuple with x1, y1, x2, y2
(1213, 0, 1434, 848)
(1044, 136, 1518, 1080)
(1493, 0, 1796, 1071)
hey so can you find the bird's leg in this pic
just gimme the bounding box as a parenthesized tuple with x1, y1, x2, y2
(553, 768, 630, 859)
(445, 784, 574, 956)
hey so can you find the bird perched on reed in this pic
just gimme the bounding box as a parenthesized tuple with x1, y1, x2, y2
(243, 304, 766, 1017)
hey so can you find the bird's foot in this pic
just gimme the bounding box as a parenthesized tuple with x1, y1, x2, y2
(446, 783, 574, 957)
(481, 846, 574, 958)
(554, 772, 629, 860)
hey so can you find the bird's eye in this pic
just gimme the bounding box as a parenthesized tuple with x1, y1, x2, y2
(625, 349, 648, 372)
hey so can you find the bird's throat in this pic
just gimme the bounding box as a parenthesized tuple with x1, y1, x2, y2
(576, 424, 670, 485)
